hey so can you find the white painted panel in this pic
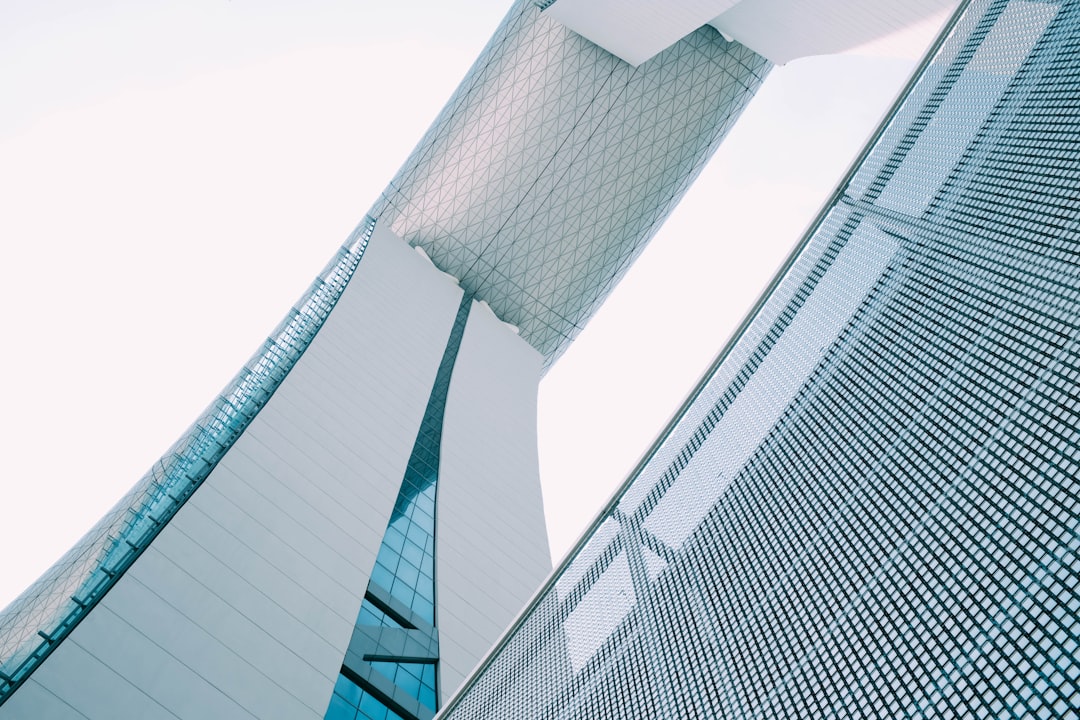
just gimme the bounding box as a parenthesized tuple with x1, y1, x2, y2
(709, 0, 957, 64)
(18, 610, 240, 720)
(435, 300, 551, 699)
(147, 501, 355, 640)
(181, 479, 368, 622)
(133, 540, 342, 675)
(201, 460, 379, 593)
(11, 223, 466, 719)
(545, 0, 738, 66)
(0, 679, 95, 720)
(545, 0, 955, 66)
(89, 578, 321, 719)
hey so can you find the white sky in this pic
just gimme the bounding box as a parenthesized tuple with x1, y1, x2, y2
(0, 0, 948, 611)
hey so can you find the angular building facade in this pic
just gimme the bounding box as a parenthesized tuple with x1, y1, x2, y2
(437, 0, 1080, 717)
(0, 2, 778, 718)
(0, 218, 553, 720)
(5, 0, 1074, 719)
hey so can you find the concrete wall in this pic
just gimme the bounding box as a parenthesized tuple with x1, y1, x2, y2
(435, 301, 551, 700)
(1, 224, 463, 719)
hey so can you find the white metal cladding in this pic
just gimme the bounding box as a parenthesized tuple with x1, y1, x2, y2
(542, 0, 740, 66)
(434, 300, 550, 700)
(708, 0, 959, 64)
(437, 1, 1080, 717)
(0, 225, 465, 719)
(0, 218, 377, 707)
(371, 0, 770, 366)
(541, 0, 957, 66)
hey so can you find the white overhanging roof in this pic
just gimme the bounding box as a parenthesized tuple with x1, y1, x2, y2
(542, 0, 741, 66)
(543, 0, 958, 65)
(373, 0, 955, 365)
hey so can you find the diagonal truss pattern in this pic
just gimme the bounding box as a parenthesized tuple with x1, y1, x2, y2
(372, 1, 771, 365)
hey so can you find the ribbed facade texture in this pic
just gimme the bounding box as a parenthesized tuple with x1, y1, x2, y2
(439, 1, 1080, 717)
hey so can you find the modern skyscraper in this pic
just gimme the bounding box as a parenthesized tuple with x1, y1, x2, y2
(8, 0, 1061, 719)
(0, 216, 553, 720)
(0, 1, 780, 717)
(435, 0, 1080, 717)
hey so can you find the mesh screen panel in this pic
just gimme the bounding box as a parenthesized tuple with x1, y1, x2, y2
(440, 1, 1080, 717)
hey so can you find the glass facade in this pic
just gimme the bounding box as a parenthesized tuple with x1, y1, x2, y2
(439, 1, 1080, 717)
(326, 296, 473, 720)
(0, 217, 377, 708)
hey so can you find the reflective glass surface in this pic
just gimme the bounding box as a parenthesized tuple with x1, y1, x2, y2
(370, 483, 437, 622)
(327, 674, 407, 720)
(327, 296, 472, 720)
(356, 601, 402, 629)
(369, 663, 438, 711)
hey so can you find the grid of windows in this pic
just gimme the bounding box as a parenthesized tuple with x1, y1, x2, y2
(368, 663, 438, 711)
(0, 217, 378, 708)
(369, 483, 438, 622)
(439, 1, 1080, 717)
(357, 602, 402, 629)
(327, 675, 406, 720)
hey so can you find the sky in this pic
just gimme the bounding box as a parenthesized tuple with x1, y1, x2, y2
(0, 0, 950, 611)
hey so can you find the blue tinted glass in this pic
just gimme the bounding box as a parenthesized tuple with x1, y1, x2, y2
(356, 600, 401, 628)
(324, 675, 403, 720)
(368, 661, 398, 686)
(418, 665, 437, 710)
(383, 527, 406, 553)
(395, 666, 422, 697)
(401, 540, 424, 567)
(368, 661, 436, 710)
(357, 693, 389, 720)
(325, 693, 357, 720)
(394, 561, 420, 588)
(326, 299, 469, 719)
(333, 674, 363, 705)
(369, 563, 395, 591)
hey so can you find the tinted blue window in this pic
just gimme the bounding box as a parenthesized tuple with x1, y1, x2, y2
(325, 693, 357, 720)
(326, 297, 471, 720)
